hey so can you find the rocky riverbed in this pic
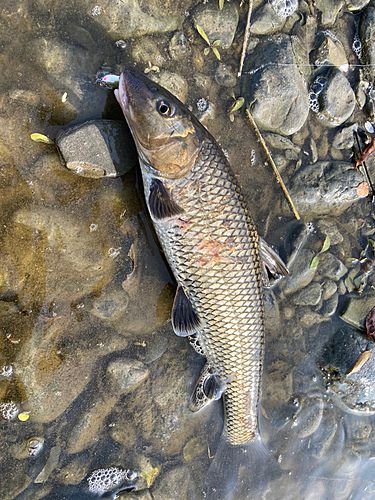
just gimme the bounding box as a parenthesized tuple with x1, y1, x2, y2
(0, 0, 374, 499)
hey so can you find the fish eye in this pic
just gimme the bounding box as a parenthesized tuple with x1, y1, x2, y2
(156, 100, 174, 117)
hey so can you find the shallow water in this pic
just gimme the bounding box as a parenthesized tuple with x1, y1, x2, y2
(0, 0, 375, 499)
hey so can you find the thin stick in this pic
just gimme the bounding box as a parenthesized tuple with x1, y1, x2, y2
(238, 0, 253, 78)
(245, 109, 301, 220)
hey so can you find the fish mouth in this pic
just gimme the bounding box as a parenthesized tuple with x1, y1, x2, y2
(115, 68, 156, 114)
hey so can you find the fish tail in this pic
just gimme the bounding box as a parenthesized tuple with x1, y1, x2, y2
(204, 434, 279, 500)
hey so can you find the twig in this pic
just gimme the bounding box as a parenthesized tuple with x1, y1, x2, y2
(245, 109, 301, 220)
(238, 0, 253, 78)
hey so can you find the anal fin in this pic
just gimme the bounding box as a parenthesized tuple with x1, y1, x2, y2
(172, 286, 201, 337)
(148, 178, 183, 220)
(260, 238, 289, 281)
(189, 363, 227, 412)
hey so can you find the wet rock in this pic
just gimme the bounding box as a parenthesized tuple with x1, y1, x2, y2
(90, 0, 189, 40)
(300, 310, 326, 327)
(360, 4, 375, 83)
(292, 282, 322, 306)
(264, 133, 301, 153)
(278, 249, 317, 296)
(288, 161, 367, 217)
(56, 458, 89, 485)
(105, 359, 149, 394)
(319, 70, 356, 127)
(168, 31, 190, 61)
(182, 437, 206, 463)
(322, 280, 338, 300)
(316, 219, 344, 245)
(11, 437, 45, 460)
(57, 120, 137, 179)
(118, 491, 153, 500)
(192, 2, 239, 49)
(315, 0, 345, 26)
(215, 64, 237, 88)
(152, 466, 193, 500)
(320, 293, 339, 317)
(312, 33, 349, 72)
(35, 446, 61, 483)
(149, 71, 188, 103)
(340, 292, 375, 329)
(131, 36, 165, 66)
(332, 124, 357, 149)
(318, 252, 348, 281)
(309, 410, 338, 459)
(346, 0, 370, 10)
(292, 395, 324, 438)
(250, 3, 286, 35)
(244, 35, 309, 135)
(91, 288, 130, 321)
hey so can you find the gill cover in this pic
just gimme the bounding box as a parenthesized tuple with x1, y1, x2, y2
(115, 69, 201, 179)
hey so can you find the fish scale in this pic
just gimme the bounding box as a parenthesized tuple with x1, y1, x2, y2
(142, 137, 264, 446)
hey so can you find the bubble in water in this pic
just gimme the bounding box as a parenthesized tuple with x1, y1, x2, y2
(108, 247, 121, 259)
(0, 402, 19, 420)
(91, 5, 102, 16)
(115, 40, 127, 49)
(87, 467, 137, 496)
(90, 223, 98, 232)
(196, 97, 209, 113)
(270, 0, 298, 18)
(0, 365, 13, 378)
(352, 35, 362, 59)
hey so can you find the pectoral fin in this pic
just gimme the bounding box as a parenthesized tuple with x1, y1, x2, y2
(172, 286, 201, 337)
(148, 178, 183, 220)
(189, 364, 227, 412)
(260, 238, 289, 281)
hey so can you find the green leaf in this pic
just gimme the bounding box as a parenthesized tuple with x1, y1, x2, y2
(219, 0, 224, 10)
(212, 46, 221, 61)
(228, 97, 245, 114)
(195, 23, 210, 45)
(212, 39, 222, 47)
(203, 47, 210, 56)
(320, 235, 331, 253)
(310, 254, 320, 269)
(30, 133, 54, 144)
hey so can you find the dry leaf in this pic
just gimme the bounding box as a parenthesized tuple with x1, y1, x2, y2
(30, 133, 54, 144)
(195, 23, 210, 45)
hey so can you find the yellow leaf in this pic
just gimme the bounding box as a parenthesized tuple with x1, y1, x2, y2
(219, 0, 224, 9)
(212, 39, 222, 47)
(30, 133, 54, 144)
(320, 235, 331, 253)
(310, 255, 320, 269)
(203, 47, 210, 56)
(212, 47, 221, 61)
(195, 23, 210, 45)
(141, 466, 160, 488)
(18, 412, 30, 422)
(228, 97, 245, 114)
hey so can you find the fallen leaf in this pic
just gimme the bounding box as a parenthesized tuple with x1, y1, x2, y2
(347, 351, 371, 375)
(195, 23, 210, 45)
(30, 133, 54, 144)
(310, 254, 320, 269)
(356, 182, 369, 198)
(320, 235, 331, 253)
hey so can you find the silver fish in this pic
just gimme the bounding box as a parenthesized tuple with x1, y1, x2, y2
(115, 69, 287, 446)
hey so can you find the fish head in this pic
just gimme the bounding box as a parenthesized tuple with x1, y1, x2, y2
(115, 69, 201, 179)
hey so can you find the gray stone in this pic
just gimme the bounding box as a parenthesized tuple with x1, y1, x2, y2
(263, 133, 300, 152)
(105, 359, 149, 393)
(315, 0, 345, 26)
(279, 249, 317, 296)
(250, 3, 286, 35)
(318, 252, 348, 281)
(91, 289, 130, 321)
(293, 282, 323, 306)
(292, 395, 324, 438)
(300, 310, 326, 327)
(315, 69, 356, 127)
(320, 292, 339, 317)
(168, 31, 190, 61)
(152, 466, 193, 500)
(56, 458, 89, 485)
(89, 0, 190, 39)
(322, 280, 338, 300)
(243, 35, 309, 135)
(340, 292, 375, 329)
(131, 36, 165, 66)
(360, 5, 375, 83)
(316, 219, 344, 245)
(332, 124, 357, 149)
(312, 34, 349, 72)
(193, 2, 239, 49)
(288, 161, 367, 217)
(149, 71, 188, 103)
(346, 0, 370, 10)
(215, 64, 237, 88)
(57, 120, 138, 178)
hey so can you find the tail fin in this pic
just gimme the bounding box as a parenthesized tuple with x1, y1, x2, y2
(203, 435, 279, 500)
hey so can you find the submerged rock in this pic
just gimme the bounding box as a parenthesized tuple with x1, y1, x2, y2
(57, 120, 138, 178)
(192, 2, 239, 49)
(250, 3, 286, 35)
(288, 161, 367, 217)
(360, 4, 375, 83)
(315, 0, 345, 26)
(340, 292, 375, 330)
(243, 35, 309, 135)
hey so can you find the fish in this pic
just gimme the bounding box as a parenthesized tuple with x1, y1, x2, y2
(115, 69, 288, 450)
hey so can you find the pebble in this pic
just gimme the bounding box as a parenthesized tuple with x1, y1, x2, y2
(360, 4, 375, 82)
(332, 124, 357, 149)
(312, 33, 349, 72)
(91, 289, 130, 321)
(214, 64, 237, 88)
(244, 35, 309, 135)
(320, 292, 339, 317)
(288, 161, 367, 217)
(250, 3, 286, 35)
(105, 358, 149, 394)
(292, 395, 324, 438)
(315, 0, 345, 26)
(149, 71, 188, 103)
(131, 36, 165, 66)
(279, 249, 317, 296)
(322, 280, 338, 300)
(292, 282, 322, 306)
(183, 437, 206, 463)
(168, 31, 190, 61)
(57, 120, 138, 178)
(56, 458, 89, 485)
(318, 252, 348, 281)
(309, 410, 338, 459)
(152, 465, 193, 500)
(340, 292, 375, 329)
(192, 2, 239, 49)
